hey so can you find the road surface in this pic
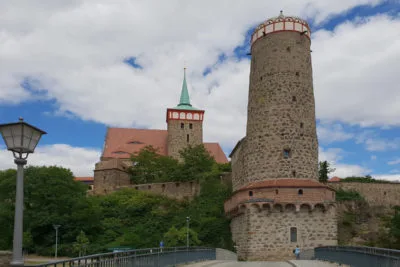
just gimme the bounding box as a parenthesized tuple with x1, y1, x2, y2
(182, 260, 343, 267)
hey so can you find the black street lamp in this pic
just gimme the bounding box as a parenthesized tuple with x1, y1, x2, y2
(0, 118, 46, 267)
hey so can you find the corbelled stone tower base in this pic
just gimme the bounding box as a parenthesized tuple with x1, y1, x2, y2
(225, 12, 337, 260)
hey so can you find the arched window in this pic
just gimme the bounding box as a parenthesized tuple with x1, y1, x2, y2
(298, 189, 303, 195)
(189, 123, 193, 129)
(290, 227, 297, 242)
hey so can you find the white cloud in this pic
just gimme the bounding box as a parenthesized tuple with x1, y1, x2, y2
(0, 0, 390, 151)
(355, 130, 400, 152)
(319, 147, 371, 177)
(388, 158, 400, 165)
(317, 123, 353, 144)
(370, 155, 377, 160)
(313, 14, 400, 127)
(0, 144, 100, 176)
(373, 174, 400, 182)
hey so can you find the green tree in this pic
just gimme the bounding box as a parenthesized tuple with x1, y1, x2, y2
(73, 231, 90, 257)
(130, 146, 180, 184)
(318, 161, 335, 183)
(178, 145, 216, 181)
(163, 226, 201, 247)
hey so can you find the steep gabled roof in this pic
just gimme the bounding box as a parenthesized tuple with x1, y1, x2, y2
(101, 127, 228, 163)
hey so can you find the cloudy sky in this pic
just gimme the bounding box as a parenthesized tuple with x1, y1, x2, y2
(0, 0, 399, 180)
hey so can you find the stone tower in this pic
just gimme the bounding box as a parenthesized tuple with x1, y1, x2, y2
(166, 69, 205, 160)
(225, 12, 337, 260)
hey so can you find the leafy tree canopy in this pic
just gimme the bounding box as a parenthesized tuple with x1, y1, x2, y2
(318, 161, 335, 183)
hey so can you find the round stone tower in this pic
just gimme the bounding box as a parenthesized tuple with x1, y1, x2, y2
(225, 12, 337, 261)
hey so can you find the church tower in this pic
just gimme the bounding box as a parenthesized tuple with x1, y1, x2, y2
(225, 12, 337, 260)
(166, 69, 204, 160)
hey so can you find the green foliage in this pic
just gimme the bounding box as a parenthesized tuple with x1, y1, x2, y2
(163, 226, 201, 247)
(318, 161, 335, 183)
(341, 175, 392, 183)
(73, 231, 90, 257)
(335, 189, 365, 201)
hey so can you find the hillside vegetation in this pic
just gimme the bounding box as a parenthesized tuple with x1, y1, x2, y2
(0, 145, 233, 257)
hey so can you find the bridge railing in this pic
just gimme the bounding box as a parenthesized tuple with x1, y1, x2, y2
(300, 246, 400, 267)
(30, 247, 216, 267)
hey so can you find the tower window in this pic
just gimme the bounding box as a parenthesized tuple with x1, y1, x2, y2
(300, 122, 304, 128)
(298, 189, 303, 195)
(187, 134, 189, 143)
(286, 46, 291, 52)
(292, 170, 296, 177)
(292, 96, 297, 102)
(181, 123, 184, 129)
(275, 189, 279, 195)
(189, 123, 193, 129)
(249, 191, 253, 197)
(290, 227, 297, 242)
(283, 149, 291, 159)
(296, 72, 299, 76)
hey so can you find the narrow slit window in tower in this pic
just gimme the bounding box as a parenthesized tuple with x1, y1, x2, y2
(300, 122, 304, 128)
(298, 189, 303, 195)
(286, 46, 291, 52)
(290, 227, 297, 242)
(187, 134, 189, 143)
(275, 189, 279, 195)
(189, 123, 193, 129)
(181, 123, 184, 129)
(292, 96, 297, 102)
(292, 170, 296, 177)
(249, 191, 253, 197)
(296, 72, 300, 76)
(283, 149, 291, 159)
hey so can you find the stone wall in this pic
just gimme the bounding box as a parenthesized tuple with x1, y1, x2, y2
(231, 204, 337, 261)
(116, 180, 200, 201)
(167, 120, 203, 160)
(0, 251, 11, 267)
(94, 169, 131, 195)
(329, 182, 400, 206)
(234, 30, 318, 191)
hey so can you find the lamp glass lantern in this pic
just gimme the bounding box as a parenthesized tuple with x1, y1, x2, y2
(0, 118, 47, 158)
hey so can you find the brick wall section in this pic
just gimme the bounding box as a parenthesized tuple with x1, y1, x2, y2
(167, 120, 203, 160)
(231, 205, 337, 261)
(116, 180, 200, 201)
(329, 182, 400, 206)
(0, 251, 11, 267)
(233, 31, 318, 191)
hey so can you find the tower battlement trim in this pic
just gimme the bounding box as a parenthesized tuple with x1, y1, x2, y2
(251, 12, 311, 46)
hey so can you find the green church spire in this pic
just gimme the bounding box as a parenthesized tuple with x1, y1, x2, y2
(174, 68, 198, 110)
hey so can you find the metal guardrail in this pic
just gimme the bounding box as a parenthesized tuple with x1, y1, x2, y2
(300, 246, 400, 267)
(30, 247, 215, 267)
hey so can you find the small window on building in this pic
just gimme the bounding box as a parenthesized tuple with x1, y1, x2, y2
(295, 72, 299, 76)
(275, 189, 279, 195)
(162, 184, 166, 192)
(283, 149, 291, 159)
(298, 189, 303, 195)
(292, 96, 297, 102)
(187, 134, 189, 143)
(290, 227, 297, 242)
(189, 123, 193, 129)
(292, 170, 296, 177)
(384, 191, 387, 196)
(300, 122, 304, 128)
(249, 191, 253, 197)
(286, 46, 291, 52)
(181, 123, 184, 129)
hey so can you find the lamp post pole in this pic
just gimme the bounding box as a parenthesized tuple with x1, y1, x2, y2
(186, 216, 190, 248)
(11, 158, 27, 267)
(53, 225, 61, 259)
(0, 118, 46, 267)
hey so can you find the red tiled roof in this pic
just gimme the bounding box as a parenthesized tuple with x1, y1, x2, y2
(101, 128, 228, 163)
(238, 178, 331, 191)
(328, 176, 341, 182)
(74, 177, 94, 181)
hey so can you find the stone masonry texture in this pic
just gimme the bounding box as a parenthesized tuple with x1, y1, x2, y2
(235, 31, 318, 191)
(0, 251, 11, 267)
(167, 120, 203, 160)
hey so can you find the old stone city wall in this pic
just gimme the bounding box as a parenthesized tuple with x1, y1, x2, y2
(329, 182, 400, 206)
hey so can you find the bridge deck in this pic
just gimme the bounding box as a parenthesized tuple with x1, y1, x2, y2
(183, 260, 343, 267)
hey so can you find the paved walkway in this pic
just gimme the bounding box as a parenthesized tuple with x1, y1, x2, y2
(182, 260, 342, 267)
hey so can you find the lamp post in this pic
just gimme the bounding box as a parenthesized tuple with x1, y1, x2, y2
(0, 118, 46, 267)
(186, 216, 190, 248)
(53, 225, 61, 259)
